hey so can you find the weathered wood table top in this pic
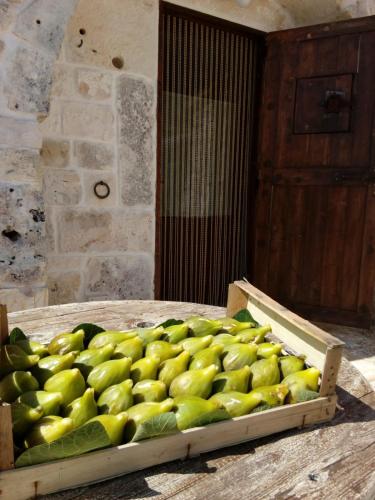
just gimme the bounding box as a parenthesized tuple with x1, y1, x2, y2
(7, 300, 375, 500)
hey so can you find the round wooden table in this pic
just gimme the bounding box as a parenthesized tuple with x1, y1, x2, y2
(8, 300, 375, 500)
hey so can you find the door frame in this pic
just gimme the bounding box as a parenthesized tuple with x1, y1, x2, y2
(155, 0, 266, 300)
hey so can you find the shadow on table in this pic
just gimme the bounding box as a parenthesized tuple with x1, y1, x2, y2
(334, 385, 375, 423)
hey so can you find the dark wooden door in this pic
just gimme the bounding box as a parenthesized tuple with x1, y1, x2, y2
(255, 17, 375, 328)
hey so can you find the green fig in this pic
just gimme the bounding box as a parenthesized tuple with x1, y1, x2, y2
(32, 352, 77, 385)
(97, 379, 133, 415)
(163, 323, 189, 343)
(158, 351, 190, 389)
(145, 341, 182, 362)
(136, 326, 164, 345)
(85, 412, 128, 446)
(12, 402, 44, 436)
(87, 358, 132, 394)
(0, 344, 39, 376)
(113, 336, 143, 362)
(169, 364, 218, 399)
(222, 344, 258, 371)
(250, 355, 280, 389)
(17, 390, 62, 416)
(0, 371, 39, 403)
(24, 415, 74, 448)
(48, 330, 85, 355)
(237, 325, 272, 344)
(173, 395, 223, 430)
(249, 383, 289, 410)
(125, 399, 174, 441)
(279, 355, 306, 379)
(44, 368, 86, 407)
(73, 344, 115, 378)
(178, 335, 213, 355)
(185, 317, 222, 337)
(218, 317, 255, 334)
(88, 330, 137, 349)
(282, 367, 320, 404)
(212, 366, 251, 393)
(133, 379, 167, 404)
(130, 356, 160, 383)
(189, 344, 223, 371)
(210, 391, 261, 417)
(257, 343, 283, 359)
(211, 333, 241, 348)
(16, 339, 49, 358)
(63, 388, 97, 428)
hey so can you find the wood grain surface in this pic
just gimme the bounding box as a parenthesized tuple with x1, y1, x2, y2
(3, 300, 375, 500)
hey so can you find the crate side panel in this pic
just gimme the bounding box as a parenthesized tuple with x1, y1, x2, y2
(0, 398, 335, 500)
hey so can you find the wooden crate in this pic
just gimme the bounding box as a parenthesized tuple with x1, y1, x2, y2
(0, 282, 344, 500)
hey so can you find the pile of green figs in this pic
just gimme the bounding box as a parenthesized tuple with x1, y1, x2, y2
(0, 316, 321, 458)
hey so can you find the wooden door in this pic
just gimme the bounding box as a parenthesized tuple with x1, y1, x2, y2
(255, 17, 375, 328)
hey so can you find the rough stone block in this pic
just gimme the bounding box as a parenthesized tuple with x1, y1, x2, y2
(64, 0, 158, 79)
(0, 252, 46, 287)
(40, 138, 70, 167)
(0, 1, 14, 31)
(38, 101, 61, 135)
(0, 287, 48, 313)
(74, 141, 114, 170)
(4, 44, 54, 114)
(85, 254, 153, 299)
(48, 271, 81, 305)
(83, 171, 116, 207)
(0, 182, 45, 253)
(13, 0, 78, 56)
(0, 115, 41, 149)
(0, 147, 39, 182)
(77, 68, 112, 100)
(43, 169, 81, 205)
(117, 74, 155, 206)
(51, 64, 75, 98)
(62, 102, 114, 141)
(44, 207, 56, 254)
(113, 211, 154, 252)
(47, 254, 82, 273)
(57, 208, 113, 252)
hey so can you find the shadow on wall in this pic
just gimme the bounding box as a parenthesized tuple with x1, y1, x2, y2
(278, 0, 372, 27)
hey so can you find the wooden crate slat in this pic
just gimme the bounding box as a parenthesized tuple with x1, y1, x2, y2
(0, 396, 336, 500)
(0, 304, 9, 346)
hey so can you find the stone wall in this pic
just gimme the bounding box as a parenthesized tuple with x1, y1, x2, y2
(0, 0, 78, 311)
(1, 0, 375, 311)
(39, 0, 158, 305)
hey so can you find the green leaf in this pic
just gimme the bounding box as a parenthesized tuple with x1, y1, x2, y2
(9, 327, 27, 344)
(15, 421, 112, 468)
(131, 412, 179, 442)
(157, 319, 184, 329)
(233, 309, 259, 326)
(293, 389, 320, 403)
(251, 403, 275, 413)
(72, 323, 105, 347)
(188, 409, 231, 428)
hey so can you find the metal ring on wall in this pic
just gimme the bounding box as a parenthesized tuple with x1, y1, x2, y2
(93, 181, 111, 199)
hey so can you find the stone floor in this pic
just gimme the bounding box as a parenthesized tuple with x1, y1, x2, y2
(317, 322, 375, 390)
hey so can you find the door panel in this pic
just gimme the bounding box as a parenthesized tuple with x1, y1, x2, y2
(256, 18, 375, 327)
